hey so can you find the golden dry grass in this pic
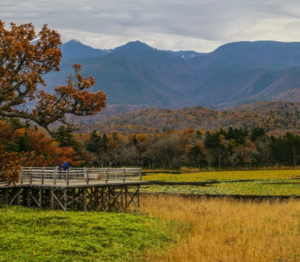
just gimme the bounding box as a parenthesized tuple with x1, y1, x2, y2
(141, 195, 300, 262)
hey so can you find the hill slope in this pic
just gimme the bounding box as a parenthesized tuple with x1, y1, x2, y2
(67, 101, 300, 135)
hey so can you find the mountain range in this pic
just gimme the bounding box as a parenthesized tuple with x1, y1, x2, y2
(43, 39, 300, 110)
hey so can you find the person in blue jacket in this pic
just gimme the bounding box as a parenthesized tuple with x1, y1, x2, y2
(63, 161, 69, 171)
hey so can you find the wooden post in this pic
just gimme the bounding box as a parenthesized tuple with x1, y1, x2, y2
(50, 189, 54, 209)
(84, 188, 87, 211)
(137, 186, 140, 211)
(20, 167, 23, 185)
(64, 189, 67, 211)
(30, 167, 32, 185)
(123, 167, 126, 183)
(5, 189, 8, 205)
(105, 168, 109, 183)
(72, 188, 75, 209)
(139, 168, 142, 181)
(125, 185, 128, 210)
(102, 187, 105, 211)
(42, 167, 44, 185)
(54, 169, 57, 185)
(39, 189, 42, 208)
(66, 169, 69, 186)
(87, 169, 89, 185)
(27, 188, 30, 207)
(17, 189, 20, 205)
(120, 187, 123, 211)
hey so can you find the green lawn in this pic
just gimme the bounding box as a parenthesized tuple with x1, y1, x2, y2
(0, 206, 181, 262)
(142, 170, 300, 196)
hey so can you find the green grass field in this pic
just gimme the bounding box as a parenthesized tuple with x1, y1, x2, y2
(0, 206, 183, 262)
(142, 170, 300, 196)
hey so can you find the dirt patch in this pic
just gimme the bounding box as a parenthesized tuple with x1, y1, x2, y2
(148, 179, 256, 187)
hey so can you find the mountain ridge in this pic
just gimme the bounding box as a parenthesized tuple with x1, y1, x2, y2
(43, 39, 300, 110)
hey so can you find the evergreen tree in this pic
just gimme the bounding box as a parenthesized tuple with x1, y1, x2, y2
(251, 127, 266, 141)
(4, 141, 19, 153)
(102, 133, 109, 152)
(17, 134, 31, 152)
(86, 130, 102, 155)
(132, 135, 138, 145)
(54, 126, 81, 154)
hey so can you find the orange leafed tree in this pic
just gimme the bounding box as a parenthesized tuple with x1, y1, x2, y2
(0, 149, 21, 186)
(0, 20, 106, 135)
(0, 20, 106, 185)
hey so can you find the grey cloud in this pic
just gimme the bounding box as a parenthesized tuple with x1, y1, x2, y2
(1, 0, 300, 52)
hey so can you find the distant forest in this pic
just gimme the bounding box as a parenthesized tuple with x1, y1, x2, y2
(2, 116, 300, 169)
(84, 127, 300, 169)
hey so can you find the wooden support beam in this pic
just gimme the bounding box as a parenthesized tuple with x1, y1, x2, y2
(50, 189, 54, 209)
(125, 186, 139, 210)
(30, 191, 41, 207)
(102, 187, 105, 211)
(9, 190, 19, 205)
(121, 187, 123, 211)
(125, 185, 128, 210)
(137, 186, 140, 211)
(27, 188, 30, 207)
(72, 188, 75, 209)
(51, 190, 66, 211)
(39, 189, 42, 207)
(17, 189, 20, 205)
(83, 188, 87, 211)
(64, 189, 67, 211)
(5, 189, 8, 205)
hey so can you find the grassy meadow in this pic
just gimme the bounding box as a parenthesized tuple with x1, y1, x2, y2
(0, 205, 184, 262)
(142, 170, 300, 196)
(3, 170, 300, 261)
(142, 195, 300, 262)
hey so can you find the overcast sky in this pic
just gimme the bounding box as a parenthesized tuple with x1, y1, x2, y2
(1, 0, 300, 52)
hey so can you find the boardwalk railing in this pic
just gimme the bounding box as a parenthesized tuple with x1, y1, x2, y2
(20, 167, 142, 186)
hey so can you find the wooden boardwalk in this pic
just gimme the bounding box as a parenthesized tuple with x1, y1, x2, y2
(0, 168, 148, 211)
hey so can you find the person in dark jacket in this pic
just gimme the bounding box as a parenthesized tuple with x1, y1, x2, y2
(57, 162, 63, 172)
(57, 162, 63, 180)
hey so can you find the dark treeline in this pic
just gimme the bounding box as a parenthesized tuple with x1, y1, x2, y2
(84, 127, 300, 169)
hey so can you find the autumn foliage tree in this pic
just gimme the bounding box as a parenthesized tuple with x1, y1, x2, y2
(0, 149, 21, 186)
(0, 20, 106, 184)
(0, 20, 106, 134)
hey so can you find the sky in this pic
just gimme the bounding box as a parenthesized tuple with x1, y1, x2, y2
(1, 0, 300, 52)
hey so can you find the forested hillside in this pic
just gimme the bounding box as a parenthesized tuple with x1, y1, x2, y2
(71, 101, 300, 135)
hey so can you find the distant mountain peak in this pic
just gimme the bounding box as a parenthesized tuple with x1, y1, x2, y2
(60, 39, 109, 58)
(113, 40, 153, 54)
(64, 39, 84, 45)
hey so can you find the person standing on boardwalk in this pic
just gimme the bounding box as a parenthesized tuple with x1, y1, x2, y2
(63, 161, 69, 171)
(57, 162, 63, 171)
(57, 162, 63, 180)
